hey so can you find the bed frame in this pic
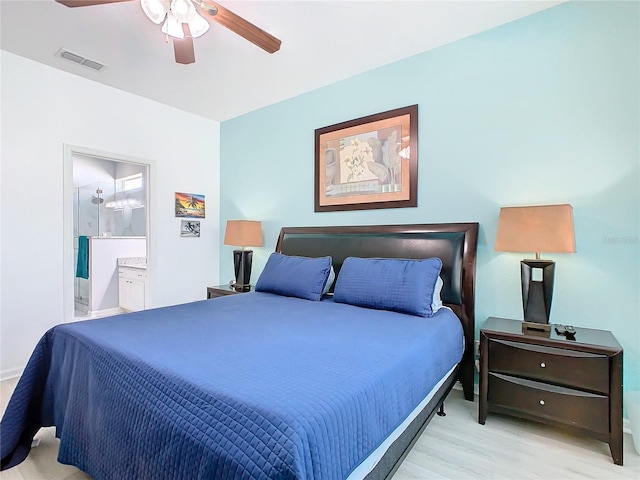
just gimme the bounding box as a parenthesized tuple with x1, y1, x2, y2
(275, 222, 479, 479)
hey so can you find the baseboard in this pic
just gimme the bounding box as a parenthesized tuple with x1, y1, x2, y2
(92, 307, 124, 317)
(451, 383, 633, 434)
(79, 307, 124, 320)
(0, 367, 23, 382)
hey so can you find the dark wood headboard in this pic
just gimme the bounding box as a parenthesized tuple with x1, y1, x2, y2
(275, 223, 479, 401)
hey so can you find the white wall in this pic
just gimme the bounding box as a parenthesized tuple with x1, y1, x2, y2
(0, 51, 221, 379)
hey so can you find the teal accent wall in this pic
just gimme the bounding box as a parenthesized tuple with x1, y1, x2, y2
(221, 1, 639, 391)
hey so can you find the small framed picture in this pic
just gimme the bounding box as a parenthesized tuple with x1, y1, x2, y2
(180, 220, 200, 237)
(175, 192, 205, 218)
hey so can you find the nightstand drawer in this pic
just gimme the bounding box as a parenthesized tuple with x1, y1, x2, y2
(488, 339, 609, 394)
(488, 373, 609, 435)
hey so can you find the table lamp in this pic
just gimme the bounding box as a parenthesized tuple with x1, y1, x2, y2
(495, 204, 576, 325)
(224, 220, 263, 292)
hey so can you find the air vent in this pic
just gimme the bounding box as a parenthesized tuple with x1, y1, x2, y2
(56, 48, 107, 72)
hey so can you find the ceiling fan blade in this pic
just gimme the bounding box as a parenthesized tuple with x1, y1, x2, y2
(203, 1, 281, 54)
(56, 0, 135, 7)
(173, 24, 196, 64)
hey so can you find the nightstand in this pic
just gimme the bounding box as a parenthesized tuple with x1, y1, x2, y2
(478, 317, 623, 465)
(206, 284, 253, 299)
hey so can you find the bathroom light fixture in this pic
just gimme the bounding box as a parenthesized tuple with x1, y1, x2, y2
(105, 198, 141, 209)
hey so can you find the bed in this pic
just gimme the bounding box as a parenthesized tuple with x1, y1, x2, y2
(1, 222, 478, 479)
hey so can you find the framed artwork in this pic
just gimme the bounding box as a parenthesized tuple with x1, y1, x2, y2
(175, 192, 205, 218)
(314, 105, 418, 212)
(180, 220, 201, 237)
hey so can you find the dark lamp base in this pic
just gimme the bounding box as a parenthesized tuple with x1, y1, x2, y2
(233, 250, 253, 292)
(522, 321, 551, 337)
(233, 284, 251, 292)
(520, 259, 555, 324)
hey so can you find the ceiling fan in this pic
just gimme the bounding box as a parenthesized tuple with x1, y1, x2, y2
(55, 0, 281, 64)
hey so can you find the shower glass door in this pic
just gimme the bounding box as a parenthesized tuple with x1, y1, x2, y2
(73, 181, 115, 310)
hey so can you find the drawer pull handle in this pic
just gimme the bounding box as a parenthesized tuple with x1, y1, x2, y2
(539, 400, 545, 406)
(540, 362, 546, 368)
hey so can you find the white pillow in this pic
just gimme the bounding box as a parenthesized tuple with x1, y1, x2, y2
(322, 266, 335, 295)
(431, 276, 443, 313)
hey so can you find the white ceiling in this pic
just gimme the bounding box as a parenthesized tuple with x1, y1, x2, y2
(1, 0, 564, 122)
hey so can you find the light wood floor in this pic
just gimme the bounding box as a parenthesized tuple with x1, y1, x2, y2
(1, 378, 638, 479)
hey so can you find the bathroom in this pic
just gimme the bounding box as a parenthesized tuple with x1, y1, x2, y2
(73, 154, 147, 318)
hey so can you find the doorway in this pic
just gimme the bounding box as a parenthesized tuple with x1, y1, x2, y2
(63, 145, 153, 322)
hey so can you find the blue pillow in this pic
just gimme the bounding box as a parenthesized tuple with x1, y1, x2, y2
(255, 253, 332, 301)
(333, 257, 443, 317)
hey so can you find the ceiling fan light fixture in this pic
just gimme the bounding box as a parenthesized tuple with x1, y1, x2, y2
(170, 0, 196, 23)
(187, 12, 210, 38)
(161, 11, 185, 38)
(141, 0, 170, 24)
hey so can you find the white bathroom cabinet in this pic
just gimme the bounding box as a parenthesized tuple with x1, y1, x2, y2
(118, 267, 146, 312)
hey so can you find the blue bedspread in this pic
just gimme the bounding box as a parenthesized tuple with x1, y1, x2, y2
(1, 293, 463, 479)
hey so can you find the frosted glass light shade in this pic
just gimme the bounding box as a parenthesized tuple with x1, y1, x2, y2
(170, 0, 196, 23)
(162, 11, 184, 38)
(141, 0, 170, 24)
(188, 12, 210, 38)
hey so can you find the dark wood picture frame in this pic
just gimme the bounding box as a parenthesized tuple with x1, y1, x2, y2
(314, 105, 418, 212)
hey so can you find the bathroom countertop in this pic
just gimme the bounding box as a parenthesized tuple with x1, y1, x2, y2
(119, 264, 146, 270)
(117, 257, 147, 269)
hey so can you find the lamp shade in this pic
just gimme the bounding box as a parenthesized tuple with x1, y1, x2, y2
(495, 204, 576, 255)
(224, 220, 263, 248)
(141, 0, 170, 24)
